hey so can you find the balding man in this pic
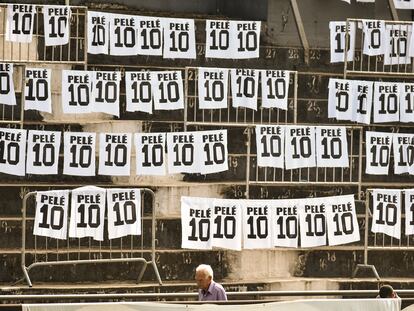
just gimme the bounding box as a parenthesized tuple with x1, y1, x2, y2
(195, 264, 227, 301)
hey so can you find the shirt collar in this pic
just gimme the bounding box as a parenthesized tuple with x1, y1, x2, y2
(202, 281, 215, 295)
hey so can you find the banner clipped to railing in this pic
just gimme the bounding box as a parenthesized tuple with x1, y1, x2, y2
(181, 194, 360, 250)
(370, 188, 414, 239)
(33, 187, 142, 241)
(0, 128, 229, 177)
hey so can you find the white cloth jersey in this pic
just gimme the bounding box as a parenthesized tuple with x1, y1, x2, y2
(211, 198, 242, 251)
(328, 78, 353, 121)
(298, 197, 327, 247)
(404, 189, 414, 235)
(91, 71, 121, 116)
(199, 129, 228, 174)
(87, 11, 110, 55)
(255, 125, 285, 168)
(198, 67, 229, 109)
(98, 133, 132, 176)
(162, 18, 196, 59)
(271, 199, 299, 248)
(0, 128, 27, 176)
(373, 82, 400, 123)
(135, 133, 167, 176)
(69, 186, 106, 241)
(109, 13, 140, 56)
(371, 189, 401, 239)
(43, 5, 71, 46)
(230, 69, 259, 110)
(24, 68, 52, 113)
(151, 71, 184, 110)
(0, 63, 16, 106)
(33, 190, 69, 240)
(399, 83, 414, 123)
(384, 23, 412, 65)
(61, 70, 93, 114)
(229, 21, 261, 59)
(125, 71, 153, 113)
(365, 131, 393, 175)
(6, 4, 35, 43)
(315, 126, 349, 168)
(205, 20, 232, 59)
(242, 200, 273, 249)
(392, 133, 414, 175)
(394, 0, 414, 9)
(26, 130, 61, 175)
(350, 79, 373, 125)
(166, 131, 202, 174)
(135, 16, 163, 56)
(63, 132, 96, 176)
(107, 188, 141, 239)
(181, 196, 212, 249)
(325, 195, 360, 246)
(361, 19, 385, 56)
(260, 70, 290, 110)
(329, 21, 356, 63)
(284, 126, 316, 170)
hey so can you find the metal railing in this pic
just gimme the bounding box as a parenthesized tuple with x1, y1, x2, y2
(344, 18, 414, 78)
(353, 188, 414, 280)
(184, 67, 298, 129)
(247, 126, 363, 189)
(19, 189, 162, 287)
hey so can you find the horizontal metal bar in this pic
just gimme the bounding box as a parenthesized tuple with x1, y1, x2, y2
(185, 122, 364, 130)
(0, 60, 86, 65)
(27, 258, 148, 270)
(2, 289, 414, 302)
(345, 70, 414, 78)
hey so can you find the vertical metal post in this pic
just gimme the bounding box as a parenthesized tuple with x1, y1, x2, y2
(352, 189, 379, 280)
(21, 192, 35, 287)
(388, 0, 399, 21)
(357, 127, 363, 200)
(293, 71, 298, 124)
(344, 19, 349, 79)
(147, 189, 162, 285)
(363, 191, 370, 266)
(84, 7, 88, 69)
(245, 128, 251, 199)
(290, 0, 309, 64)
(183, 67, 189, 131)
(19, 64, 26, 127)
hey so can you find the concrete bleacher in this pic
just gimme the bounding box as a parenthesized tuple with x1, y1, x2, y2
(1, 0, 414, 297)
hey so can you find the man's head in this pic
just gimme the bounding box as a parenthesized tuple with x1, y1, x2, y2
(379, 285, 396, 298)
(195, 264, 213, 291)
